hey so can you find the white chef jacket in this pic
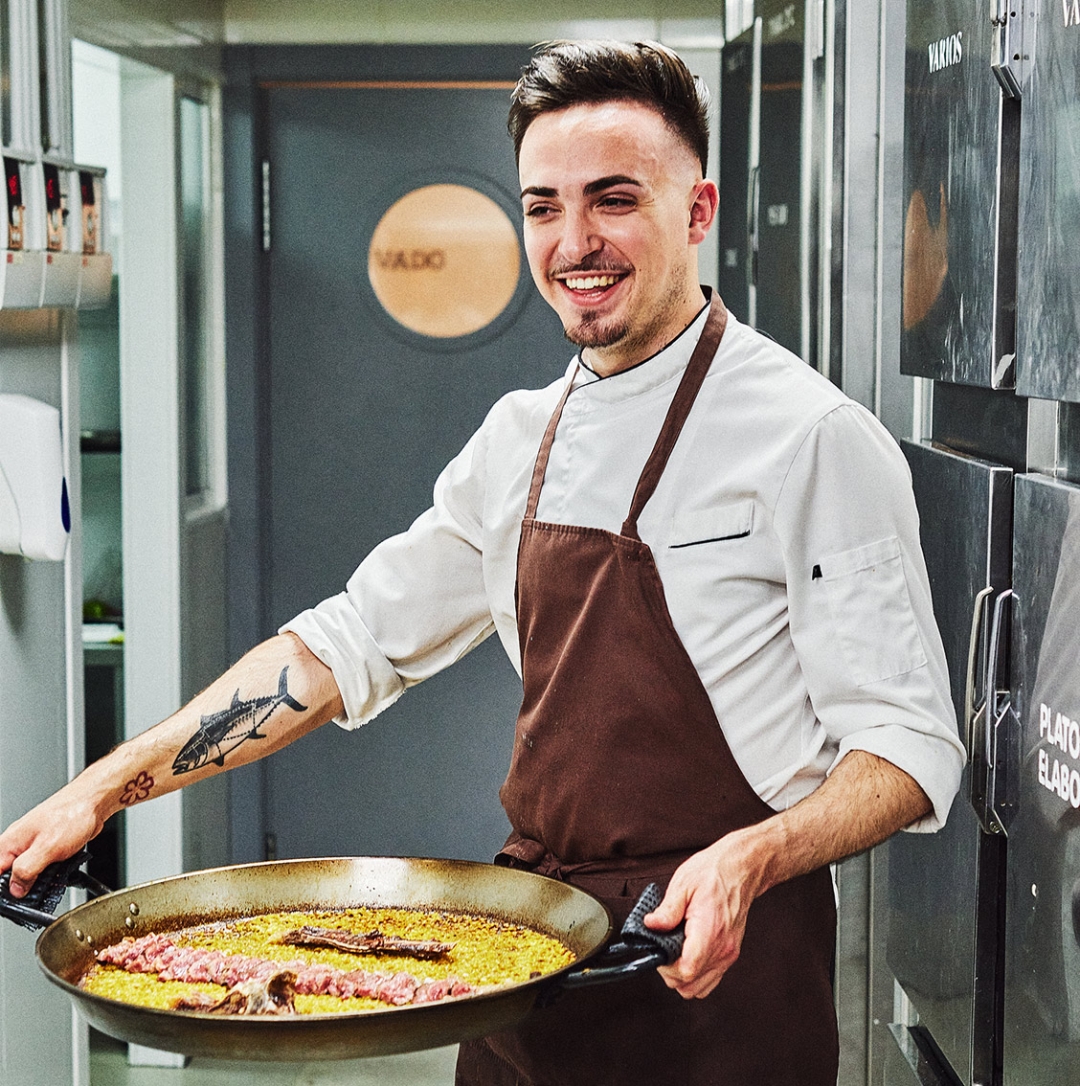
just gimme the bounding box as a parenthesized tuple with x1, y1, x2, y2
(283, 303, 965, 832)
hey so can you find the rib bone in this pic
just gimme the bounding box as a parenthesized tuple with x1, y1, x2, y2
(276, 925, 455, 960)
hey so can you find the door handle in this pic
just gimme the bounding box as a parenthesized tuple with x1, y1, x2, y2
(991, 0, 1026, 99)
(970, 588, 1017, 835)
(746, 164, 760, 288)
(965, 585, 995, 758)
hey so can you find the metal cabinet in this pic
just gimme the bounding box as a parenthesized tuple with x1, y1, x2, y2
(882, 467, 1080, 1086)
(883, 8, 1080, 1080)
(899, 0, 1020, 389)
(886, 440, 1013, 1086)
(756, 0, 811, 358)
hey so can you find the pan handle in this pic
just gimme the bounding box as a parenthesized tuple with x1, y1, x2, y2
(558, 883, 686, 991)
(0, 896, 62, 930)
(0, 849, 111, 931)
(559, 941, 674, 989)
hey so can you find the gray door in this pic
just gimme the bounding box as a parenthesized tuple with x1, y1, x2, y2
(261, 80, 566, 862)
(885, 440, 1012, 1086)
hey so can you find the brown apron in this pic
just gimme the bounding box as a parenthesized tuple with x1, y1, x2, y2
(456, 296, 839, 1086)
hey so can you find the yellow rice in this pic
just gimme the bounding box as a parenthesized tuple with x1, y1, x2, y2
(80, 906, 576, 1014)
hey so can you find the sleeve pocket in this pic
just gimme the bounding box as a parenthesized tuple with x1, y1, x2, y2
(670, 501, 755, 548)
(818, 536, 927, 686)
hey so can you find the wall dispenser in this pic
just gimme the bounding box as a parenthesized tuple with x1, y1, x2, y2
(75, 167, 111, 308)
(39, 161, 81, 308)
(1, 154, 46, 308)
(0, 394, 70, 561)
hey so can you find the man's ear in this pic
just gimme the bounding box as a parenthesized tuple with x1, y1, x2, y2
(689, 180, 720, 245)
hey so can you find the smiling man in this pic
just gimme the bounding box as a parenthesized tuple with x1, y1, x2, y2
(0, 40, 963, 1086)
(518, 98, 715, 371)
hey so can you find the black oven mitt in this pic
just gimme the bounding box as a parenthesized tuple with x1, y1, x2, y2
(0, 849, 108, 930)
(620, 882, 685, 965)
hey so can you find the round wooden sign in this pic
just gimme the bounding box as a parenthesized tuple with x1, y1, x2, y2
(368, 183, 521, 338)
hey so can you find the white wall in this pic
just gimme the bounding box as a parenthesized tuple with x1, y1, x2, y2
(0, 313, 86, 1086)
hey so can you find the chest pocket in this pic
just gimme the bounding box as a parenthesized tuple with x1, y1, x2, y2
(818, 536, 927, 686)
(669, 501, 755, 548)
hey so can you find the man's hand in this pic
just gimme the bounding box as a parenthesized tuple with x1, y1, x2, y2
(643, 750, 933, 1000)
(0, 787, 105, 898)
(643, 834, 769, 999)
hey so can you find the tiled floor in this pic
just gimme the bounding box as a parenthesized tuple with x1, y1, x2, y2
(90, 1032, 458, 1086)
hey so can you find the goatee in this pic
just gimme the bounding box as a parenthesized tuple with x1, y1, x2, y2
(563, 311, 631, 349)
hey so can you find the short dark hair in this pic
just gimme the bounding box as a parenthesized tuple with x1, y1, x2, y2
(508, 40, 710, 175)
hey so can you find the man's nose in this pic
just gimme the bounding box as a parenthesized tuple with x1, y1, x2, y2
(557, 209, 602, 265)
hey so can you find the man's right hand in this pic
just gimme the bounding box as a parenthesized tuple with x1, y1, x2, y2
(0, 785, 104, 898)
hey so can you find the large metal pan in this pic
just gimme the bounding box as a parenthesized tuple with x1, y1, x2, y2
(4, 855, 677, 1061)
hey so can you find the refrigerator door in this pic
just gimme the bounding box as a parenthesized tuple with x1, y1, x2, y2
(887, 440, 1013, 1085)
(1004, 474, 1080, 1085)
(1014, 2, 1080, 402)
(900, 0, 1019, 388)
(717, 24, 757, 325)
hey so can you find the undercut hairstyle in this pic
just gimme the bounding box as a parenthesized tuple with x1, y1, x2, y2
(508, 40, 711, 175)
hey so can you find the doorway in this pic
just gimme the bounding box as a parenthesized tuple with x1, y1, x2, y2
(246, 51, 569, 864)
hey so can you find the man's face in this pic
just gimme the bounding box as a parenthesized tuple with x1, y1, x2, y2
(518, 100, 717, 376)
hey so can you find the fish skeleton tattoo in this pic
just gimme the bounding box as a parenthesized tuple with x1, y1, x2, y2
(172, 667, 308, 775)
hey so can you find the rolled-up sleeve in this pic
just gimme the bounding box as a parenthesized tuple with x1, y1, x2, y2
(282, 420, 495, 730)
(774, 403, 966, 832)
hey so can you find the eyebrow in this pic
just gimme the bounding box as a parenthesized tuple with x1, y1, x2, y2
(520, 175, 644, 200)
(584, 174, 642, 196)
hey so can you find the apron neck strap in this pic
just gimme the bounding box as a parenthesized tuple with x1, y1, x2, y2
(523, 292, 728, 527)
(621, 294, 727, 538)
(524, 375, 576, 520)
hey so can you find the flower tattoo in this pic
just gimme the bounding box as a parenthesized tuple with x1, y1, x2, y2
(119, 771, 154, 806)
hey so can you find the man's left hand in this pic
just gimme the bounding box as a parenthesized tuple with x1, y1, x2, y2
(643, 835, 766, 1000)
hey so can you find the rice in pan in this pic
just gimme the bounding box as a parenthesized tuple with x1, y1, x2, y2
(80, 906, 576, 1015)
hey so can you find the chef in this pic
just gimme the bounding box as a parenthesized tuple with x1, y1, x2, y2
(0, 39, 963, 1085)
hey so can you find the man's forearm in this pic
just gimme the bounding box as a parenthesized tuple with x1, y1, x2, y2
(731, 749, 933, 901)
(0, 632, 343, 895)
(647, 749, 932, 999)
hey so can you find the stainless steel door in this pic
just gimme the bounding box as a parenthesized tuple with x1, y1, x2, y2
(1013, 1, 1080, 402)
(1004, 474, 1080, 1084)
(900, 0, 1020, 388)
(886, 440, 1013, 1085)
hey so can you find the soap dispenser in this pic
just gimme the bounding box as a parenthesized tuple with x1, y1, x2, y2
(0, 394, 70, 561)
